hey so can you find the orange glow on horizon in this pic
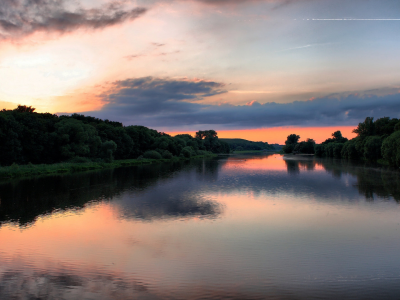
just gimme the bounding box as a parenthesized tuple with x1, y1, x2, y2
(167, 126, 357, 144)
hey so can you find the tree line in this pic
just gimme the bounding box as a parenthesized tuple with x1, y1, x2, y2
(282, 116, 400, 168)
(0, 105, 230, 166)
(220, 138, 275, 151)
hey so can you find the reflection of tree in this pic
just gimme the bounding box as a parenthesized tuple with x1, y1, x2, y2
(284, 159, 300, 175)
(283, 156, 400, 202)
(316, 158, 400, 201)
(0, 159, 222, 227)
(284, 157, 316, 175)
(195, 159, 220, 182)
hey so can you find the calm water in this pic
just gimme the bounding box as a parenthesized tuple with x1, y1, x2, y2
(1, 154, 400, 299)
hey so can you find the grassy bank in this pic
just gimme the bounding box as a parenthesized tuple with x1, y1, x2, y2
(0, 154, 217, 180)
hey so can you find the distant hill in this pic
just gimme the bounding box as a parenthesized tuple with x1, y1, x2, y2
(220, 138, 277, 151)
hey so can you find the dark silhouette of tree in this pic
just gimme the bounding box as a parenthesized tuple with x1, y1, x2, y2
(283, 134, 300, 153)
(353, 117, 375, 137)
(0, 105, 230, 166)
(14, 105, 36, 113)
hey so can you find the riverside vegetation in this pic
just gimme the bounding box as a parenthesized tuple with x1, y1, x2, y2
(0, 105, 231, 178)
(282, 116, 400, 168)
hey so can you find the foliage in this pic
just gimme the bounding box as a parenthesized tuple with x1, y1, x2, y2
(294, 138, 315, 154)
(312, 117, 400, 164)
(321, 130, 348, 144)
(341, 139, 358, 160)
(363, 136, 382, 161)
(181, 146, 196, 158)
(143, 150, 162, 160)
(162, 150, 173, 159)
(381, 131, 400, 168)
(282, 134, 300, 153)
(221, 138, 274, 151)
(0, 105, 230, 167)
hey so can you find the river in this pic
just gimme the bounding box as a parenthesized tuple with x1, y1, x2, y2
(1, 154, 400, 299)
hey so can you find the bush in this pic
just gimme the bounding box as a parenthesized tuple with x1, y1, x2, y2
(364, 136, 382, 161)
(341, 140, 358, 160)
(196, 150, 209, 156)
(314, 145, 324, 157)
(333, 143, 344, 158)
(382, 131, 400, 167)
(181, 146, 195, 158)
(282, 144, 294, 154)
(143, 150, 162, 159)
(162, 150, 173, 159)
(101, 141, 117, 162)
(69, 156, 92, 163)
(324, 143, 334, 157)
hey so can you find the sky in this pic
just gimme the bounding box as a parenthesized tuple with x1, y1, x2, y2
(1, 0, 400, 143)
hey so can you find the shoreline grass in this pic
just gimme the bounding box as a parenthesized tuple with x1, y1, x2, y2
(0, 154, 217, 180)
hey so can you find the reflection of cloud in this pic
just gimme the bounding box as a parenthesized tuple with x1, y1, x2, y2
(0, 0, 146, 40)
(117, 192, 222, 221)
(83, 77, 400, 130)
(0, 159, 223, 227)
(0, 267, 152, 299)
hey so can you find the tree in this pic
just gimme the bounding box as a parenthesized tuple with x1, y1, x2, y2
(283, 134, 300, 153)
(285, 134, 300, 145)
(374, 117, 399, 137)
(353, 117, 375, 137)
(14, 105, 36, 113)
(363, 136, 382, 161)
(381, 131, 400, 167)
(322, 130, 348, 144)
(195, 130, 217, 140)
(294, 138, 315, 154)
(341, 140, 358, 160)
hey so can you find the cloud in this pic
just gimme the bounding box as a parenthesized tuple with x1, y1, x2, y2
(0, 0, 146, 40)
(98, 76, 226, 115)
(81, 77, 400, 130)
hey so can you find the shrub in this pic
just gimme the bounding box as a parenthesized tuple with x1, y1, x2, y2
(282, 144, 294, 154)
(382, 131, 400, 167)
(341, 140, 358, 160)
(143, 150, 162, 159)
(69, 156, 91, 163)
(364, 136, 382, 161)
(314, 145, 324, 157)
(162, 150, 173, 159)
(333, 143, 344, 158)
(181, 146, 195, 158)
(196, 150, 209, 156)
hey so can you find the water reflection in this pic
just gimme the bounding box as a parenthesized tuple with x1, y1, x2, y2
(281, 156, 400, 202)
(1, 155, 400, 299)
(0, 160, 222, 227)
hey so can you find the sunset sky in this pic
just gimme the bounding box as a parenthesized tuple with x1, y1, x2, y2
(1, 0, 400, 143)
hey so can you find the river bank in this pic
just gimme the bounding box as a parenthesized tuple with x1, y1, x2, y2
(0, 154, 217, 180)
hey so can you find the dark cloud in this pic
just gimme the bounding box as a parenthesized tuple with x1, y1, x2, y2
(0, 0, 146, 40)
(83, 77, 400, 130)
(99, 76, 226, 115)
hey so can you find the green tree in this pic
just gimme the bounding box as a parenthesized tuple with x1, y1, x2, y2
(353, 117, 375, 137)
(381, 131, 400, 168)
(101, 140, 117, 162)
(283, 134, 300, 153)
(55, 118, 101, 160)
(363, 136, 382, 161)
(341, 139, 358, 160)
